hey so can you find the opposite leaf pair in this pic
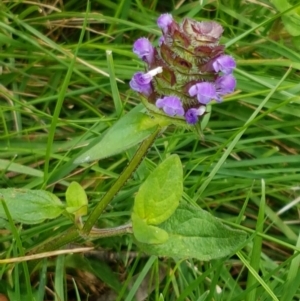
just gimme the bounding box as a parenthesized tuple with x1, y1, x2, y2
(132, 155, 246, 260)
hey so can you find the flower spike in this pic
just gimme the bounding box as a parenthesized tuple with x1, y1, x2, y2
(130, 14, 236, 125)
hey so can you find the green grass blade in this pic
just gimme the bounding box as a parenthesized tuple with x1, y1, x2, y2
(43, 2, 89, 185)
(245, 179, 265, 301)
(54, 255, 65, 301)
(194, 67, 292, 199)
(237, 251, 279, 301)
(106, 50, 123, 116)
(124, 255, 157, 301)
(0, 198, 33, 300)
(281, 232, 300, 301)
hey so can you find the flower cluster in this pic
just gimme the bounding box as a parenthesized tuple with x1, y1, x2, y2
(130, 14, 236, 124)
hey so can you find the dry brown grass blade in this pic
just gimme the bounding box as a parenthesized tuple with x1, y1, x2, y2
(0, 247, 94, 264)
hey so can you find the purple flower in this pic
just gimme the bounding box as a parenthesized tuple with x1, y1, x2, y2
(189, 82, 220, 104)
(215, 74, 236, 95)
(185, 106, 206, 124)
(212, 55, 236, 74)
(130, 72, 153, 96)
(158, 36, 165, 46)
(157, 14, 173, 33)
(133, 38, 155, 64)
(156, 96, 184, 116)
(129, 14, 236, 125)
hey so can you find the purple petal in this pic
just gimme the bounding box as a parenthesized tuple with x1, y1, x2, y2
(158, 36, 165, 46)
(133, 38, 155, 64)
(155, 98, 165, 108)
(129, 72, 153, 96)
(188, 84, 199, 97)
(156, 96, 184, 116)
(215, 74, 236, 95)
(212, 55, 236, 74)
(188, 82, 219, 104)
(185, 106, 206, 124)
(157, 14, 173, 33)
(185, 109, 198, 124)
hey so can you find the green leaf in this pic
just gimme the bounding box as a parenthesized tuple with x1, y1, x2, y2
(74, 106, 159, 163)
(65, 181, 88, 216)
(0, 188, 64, 225)
(135, 202, 247, 261)
(132, 212, 169, 244)
(133, 155, 183, 225)
(0, 159, 43, 178)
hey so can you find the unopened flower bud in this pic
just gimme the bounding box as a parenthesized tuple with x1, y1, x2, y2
(133, 38, 155, 64)
(157, 14, 173, 34)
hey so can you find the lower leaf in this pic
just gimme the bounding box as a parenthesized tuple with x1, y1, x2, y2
(135, 202, 247, 260)
(132, 212, 169, 244)
(0, 188, 65, 225)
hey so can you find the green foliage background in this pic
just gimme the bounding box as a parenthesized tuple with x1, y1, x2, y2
(0, 0, 300, 300)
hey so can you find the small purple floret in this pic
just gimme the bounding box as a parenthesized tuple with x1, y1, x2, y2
(156, 96, 184, 116)
(157, 13, 173, 33)
(189, 82, 220, 104)
(133, 38, 154, 64)
(130, 14, 237, 125)
(212, 55, 236, 74)
(185, 106, 206, 124)
(129, 72, 153, 96)
(215, 74, 236, 95)
(158, 36, 165, 46)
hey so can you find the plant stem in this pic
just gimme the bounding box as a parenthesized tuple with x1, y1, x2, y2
(31, 126, 161, 257)
(30, 226, 79, 255)
(82, 126, 161, 235)
(89, 223, 132, 239)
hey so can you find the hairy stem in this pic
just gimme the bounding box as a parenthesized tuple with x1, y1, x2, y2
(30, 127, 161, 258)
(82, 126, 161, 235)
(88, 223, 133, 239)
